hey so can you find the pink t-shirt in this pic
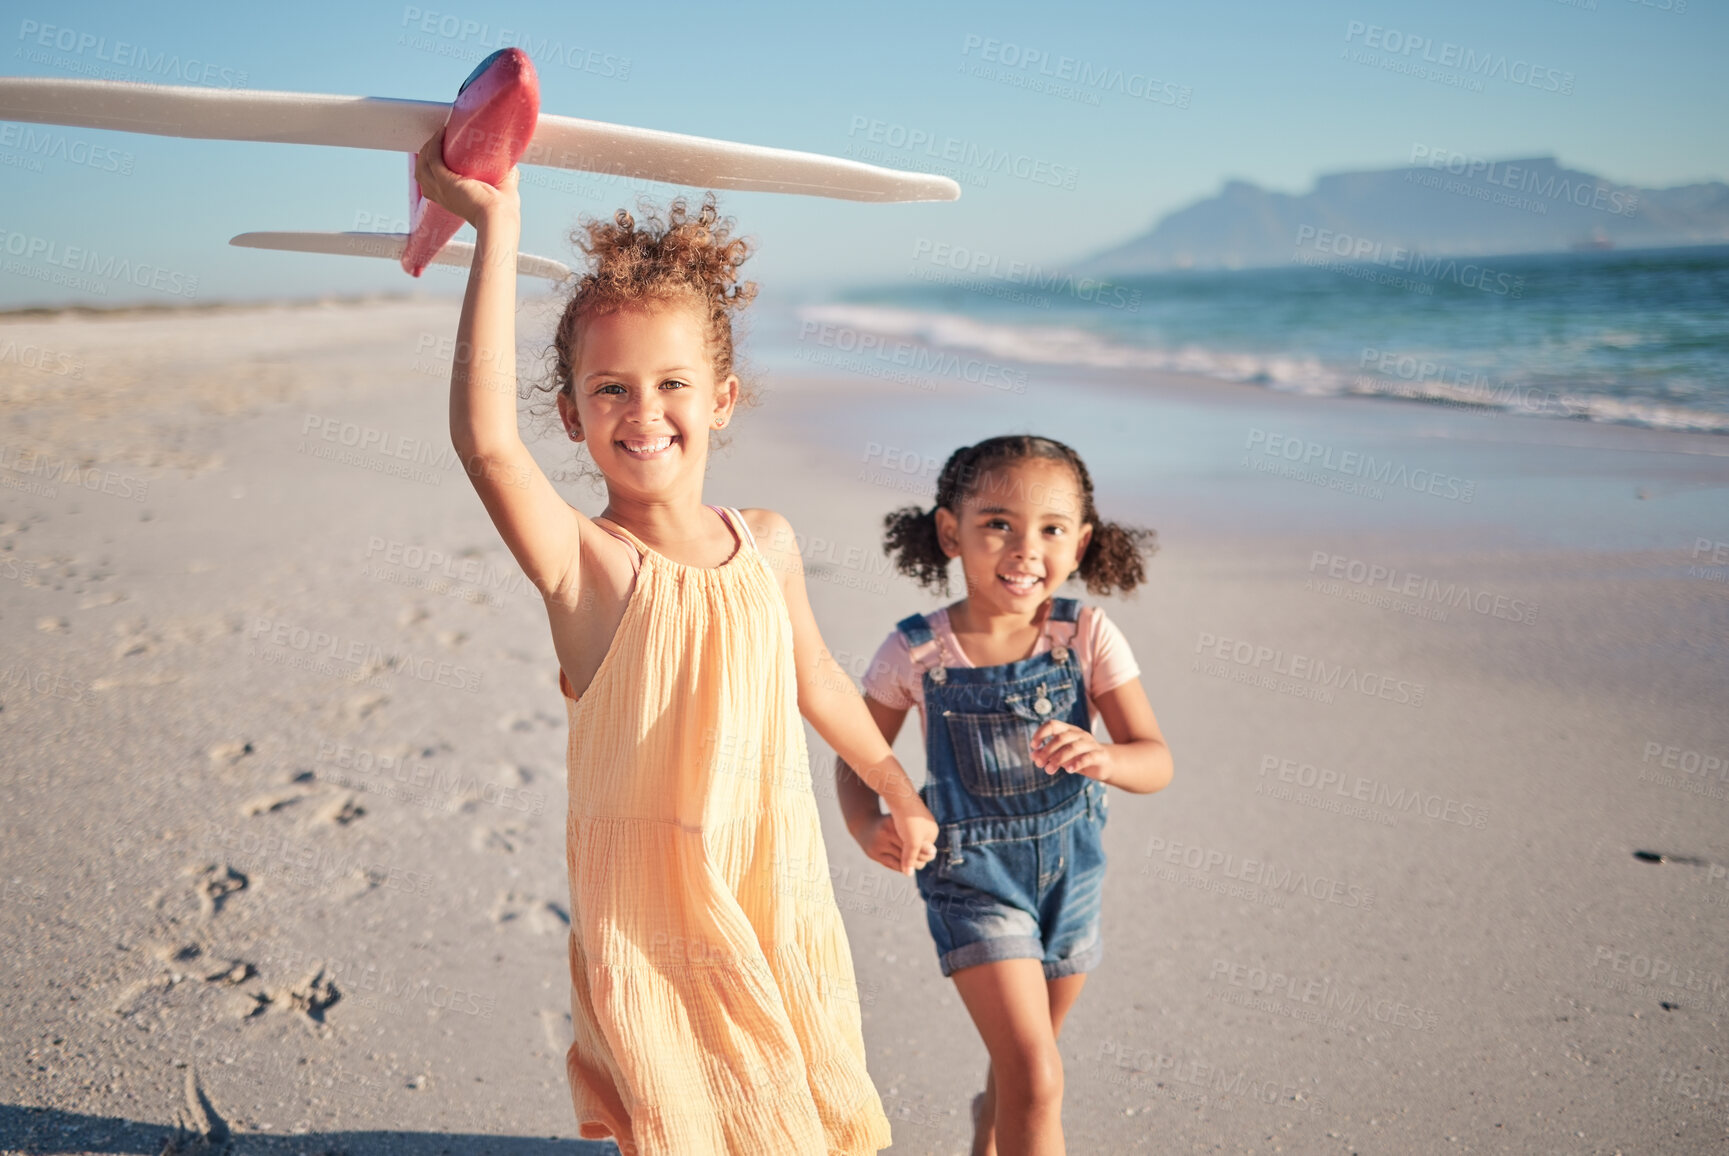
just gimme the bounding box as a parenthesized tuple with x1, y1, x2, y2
(862, 604, 1141, 739)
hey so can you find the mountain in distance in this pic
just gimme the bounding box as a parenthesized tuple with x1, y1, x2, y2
(1082, 156, 1729, 275)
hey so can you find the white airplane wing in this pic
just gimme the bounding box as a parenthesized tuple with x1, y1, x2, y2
(229, 231, 573, 280)
(0, 77, 960, 203)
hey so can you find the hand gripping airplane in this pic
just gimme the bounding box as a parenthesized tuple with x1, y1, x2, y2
(0, 48, 960, 281)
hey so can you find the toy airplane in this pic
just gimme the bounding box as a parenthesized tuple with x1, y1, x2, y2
(0, 49, 960, 281)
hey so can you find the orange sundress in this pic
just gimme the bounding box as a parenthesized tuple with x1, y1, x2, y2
(557, 504, 892, 1155)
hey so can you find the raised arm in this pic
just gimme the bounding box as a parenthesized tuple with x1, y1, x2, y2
(415, 130, 584, 600)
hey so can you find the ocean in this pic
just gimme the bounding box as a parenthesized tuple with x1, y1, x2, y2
(786, 243, 1729, 436)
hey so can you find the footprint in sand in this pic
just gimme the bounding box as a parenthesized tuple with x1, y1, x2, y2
(497, 710, 561, 733)
(189, 863, 248, 917)
(36, 616, 68, 633)
(202, 959, 254, 985)
(489, 889, 572, 934)
(111, 618, 158, 657)
(78, 590, 126, 609)
(318, 793, 366, 826)
(539, 1008, 574, 1054)
(90, 670, 182, 691)
(162, 1065, 230, 1153)
(473, 822, 530, 854)
(239, 786, 311, 816)
(111, 943, 254, 1020)
(343, 691, 389, 722)
(207, 740, 255, 769)
(275, 967, 341, 1023)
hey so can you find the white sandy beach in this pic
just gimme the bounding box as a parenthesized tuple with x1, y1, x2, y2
(2, 298, 1727, 1155)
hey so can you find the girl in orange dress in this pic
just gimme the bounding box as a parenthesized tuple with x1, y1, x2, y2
(413, 130, 938, 1155)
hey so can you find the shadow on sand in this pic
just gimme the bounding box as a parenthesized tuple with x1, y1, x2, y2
(0, 1104, 622, 1155)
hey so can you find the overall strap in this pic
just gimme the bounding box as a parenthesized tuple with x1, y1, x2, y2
(894, 612, 946, 680)
(1042, 597, 1083, 661)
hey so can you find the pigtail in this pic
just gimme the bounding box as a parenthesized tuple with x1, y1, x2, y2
(893, 433, 1158, 599)
(1076, 518, 1157, 596)
(883, 505, 952, 593)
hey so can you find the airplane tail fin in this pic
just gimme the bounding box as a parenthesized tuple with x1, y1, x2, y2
(229, 231, 571, 281)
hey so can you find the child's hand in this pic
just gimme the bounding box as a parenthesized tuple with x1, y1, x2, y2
(1031, 720, 1113, 783)
(851, 813, 910, 874)
(888, 800, 939, 877)
(414, 128, 521, 229)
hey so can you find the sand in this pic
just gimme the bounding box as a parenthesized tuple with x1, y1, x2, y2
(2, 298, 1726, 1155)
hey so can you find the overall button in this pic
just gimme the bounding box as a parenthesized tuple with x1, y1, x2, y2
(1033, 695, 1053, 715)
(1051, 645, 1069, 664)
(930, 666, 947, 684)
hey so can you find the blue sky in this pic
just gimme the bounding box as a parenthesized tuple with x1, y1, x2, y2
(1, 0, 1724, 307)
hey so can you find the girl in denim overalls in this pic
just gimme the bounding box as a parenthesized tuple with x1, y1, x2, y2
(838, 435, 1174, 1156)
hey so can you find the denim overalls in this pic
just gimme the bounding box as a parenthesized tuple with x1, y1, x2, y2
(904, 597, 1109, 979)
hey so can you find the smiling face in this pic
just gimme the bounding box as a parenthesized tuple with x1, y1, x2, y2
(935, 458, 1095, 617)
(555, 302, 738, 502)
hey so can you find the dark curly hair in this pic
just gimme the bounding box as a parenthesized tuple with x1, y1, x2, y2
(526, 193, 757, 471)
(882, 435, 1156, 596)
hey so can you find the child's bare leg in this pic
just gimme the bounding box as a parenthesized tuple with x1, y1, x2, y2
(971, 973, 1087, 1156)
(952, 959, 1073, 1156)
